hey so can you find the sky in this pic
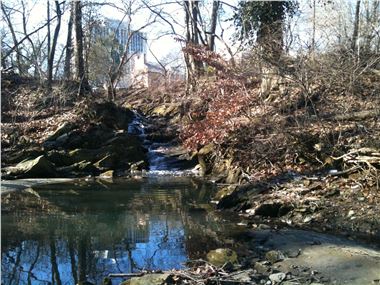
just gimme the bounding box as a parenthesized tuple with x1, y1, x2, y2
(2, 0, 238, 66)
(2, 0, 360, 69)
(96, 0, 238, 63)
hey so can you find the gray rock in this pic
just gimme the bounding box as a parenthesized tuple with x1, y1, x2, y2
(265, 250, 285, 263)
(99, 170, 114, 178)
(269, 272, 286, 283)
(254, 262, 271, 275)
(46, 122, 75, 141)
(120, 273, 170, 285)
(285, 249, 301, 258)
(46, 150, 72, 166)
(4, 147, 44, 165)
(206, 248, 238, 267)
(55, 133, 69, 146)
(5, 155, 57, 178)
(57, 160, 96, 174)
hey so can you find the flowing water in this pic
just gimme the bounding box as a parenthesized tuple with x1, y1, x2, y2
(1, 177, 241, 285)
(128, 111, 195, 175)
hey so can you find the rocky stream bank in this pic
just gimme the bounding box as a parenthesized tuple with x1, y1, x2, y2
(2, 94, 380, 285)
(124, 94, 380, 244)
(2, 102, 147, 179)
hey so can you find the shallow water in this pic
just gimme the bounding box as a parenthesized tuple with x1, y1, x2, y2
(1, 177, 240, 285)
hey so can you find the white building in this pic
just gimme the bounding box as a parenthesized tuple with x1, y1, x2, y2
(93, 18, 164, 88)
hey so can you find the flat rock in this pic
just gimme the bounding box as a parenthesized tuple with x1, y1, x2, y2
(5, 155, 57, 178)
(99, 170, 114, 178)
(120, 273, 170, 285)
(46, 122, 75, 141)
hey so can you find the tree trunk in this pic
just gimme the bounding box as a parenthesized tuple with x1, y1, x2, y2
(74, 0, 89, 95)
(64, 2, 74, 81)
(257, 2, 285, 96)
(21, 0, 40, 79)
(351, 0, 361, 54)
(190, 1, 199, 44)
(183, 0, 203, 91)
(68, 234, 78, 284)
(47, 1, 51, 79)
(49, 235, 62, 285)
(47, 1, 62, 90)
(207, 1, 219, 51)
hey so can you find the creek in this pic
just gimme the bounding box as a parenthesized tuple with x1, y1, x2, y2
(1, 177, 242, 285)
(1, 112, 380, 285)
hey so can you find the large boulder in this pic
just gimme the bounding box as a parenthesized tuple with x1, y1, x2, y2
(217, 184, 266, 210)
(102, 135, 147, 164)
(5, 155, 57, 178)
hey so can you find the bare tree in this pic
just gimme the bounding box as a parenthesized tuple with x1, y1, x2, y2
(20, 0, 41, 78)
(142, 0, 226, 90)
(351, 0, 361, 54)
(311, 0, 316, 54)
(64, 1, 74, 81)
(47, 1, 63, 90)
(74, 0, 89, 95)
(1, 2, 23, 73)
(1, 3, 60, 71)
(183, 0, 206, 89)
(207, 0, 219, 51)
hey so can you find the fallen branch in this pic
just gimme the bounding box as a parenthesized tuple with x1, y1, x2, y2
(324, 109, 380, 122)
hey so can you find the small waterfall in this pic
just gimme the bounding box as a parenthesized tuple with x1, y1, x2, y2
(128, 111, 198, 176)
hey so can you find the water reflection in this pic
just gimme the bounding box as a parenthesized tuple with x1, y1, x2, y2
(1, 177, 239, 285)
